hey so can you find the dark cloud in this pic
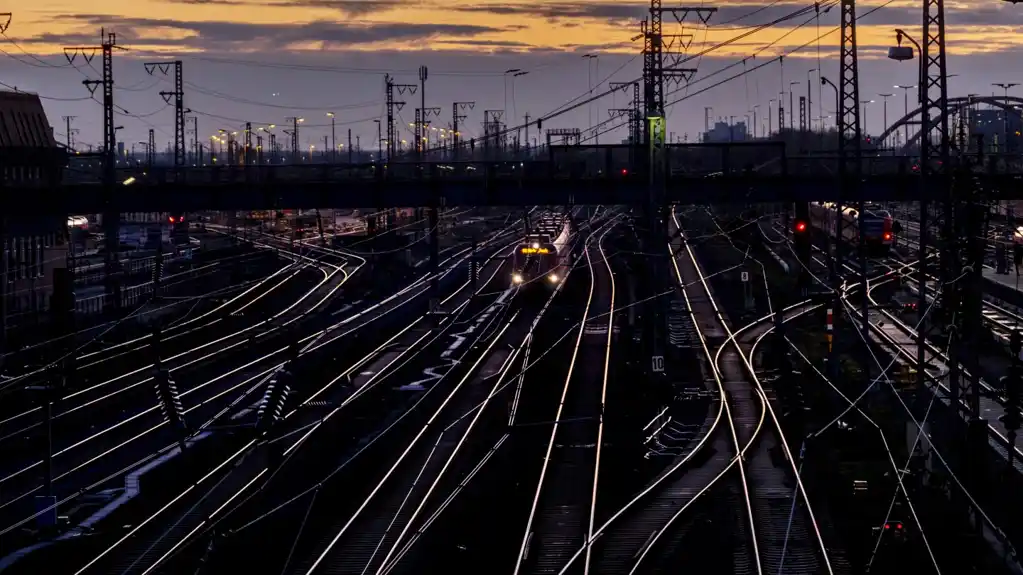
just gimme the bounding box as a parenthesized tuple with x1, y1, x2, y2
(163, 0, 403, 16)
(452, 2, 647, 21)
(448, 1, 1019, 29)
(435, 39, 533, 48)
(46, 16, 501, 49)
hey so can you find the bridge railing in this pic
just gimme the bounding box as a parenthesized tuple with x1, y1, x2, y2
(53, 144, 1023, 187)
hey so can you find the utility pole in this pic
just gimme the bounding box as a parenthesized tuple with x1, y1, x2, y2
(68, 29, 124, 313)
(834, 0, 863, 381)
(418, 66, 427, 160)
(144, 60, 186, 169)
(385, 74, 416, 161)
(147, 129, 155, 168)
(453, 101, 474, 161)
(483, 110, 504, 158)
(62, 116, 78, 150)
(285, 117, 302, 162)
(348, 128, 352, 163)
(641, 2, 713, 385)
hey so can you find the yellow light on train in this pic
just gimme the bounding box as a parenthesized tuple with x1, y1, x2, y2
(548, 274, 559, 283)
(512, 274, 523, 284)
(521, 247, 550, 254)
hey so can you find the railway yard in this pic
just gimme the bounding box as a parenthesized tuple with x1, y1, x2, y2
(0, 205, 1021, 575)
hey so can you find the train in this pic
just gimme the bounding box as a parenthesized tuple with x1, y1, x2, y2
(511, 213, 572, 290)
(809, 202, 894, 256)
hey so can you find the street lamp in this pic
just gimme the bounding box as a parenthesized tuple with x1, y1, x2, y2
(820, 77, 840, 136)
(894, 85, 916, 149)
(807, 68, 817, 132)
(503, 68, 521, 123)
(511, 70, 529, 144)
(889, 29, 925, 152)
(878, 93, 893, 149)
(860, 99, 874, 139)
(326, 112, 336, 162)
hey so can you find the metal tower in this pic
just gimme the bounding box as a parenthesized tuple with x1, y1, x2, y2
(452, 101, 474, 160)
(385, 75, 416, 160)
(641, 2, 714, 381)
(143, 60, 187, 168)
(66, 29, 123, 312)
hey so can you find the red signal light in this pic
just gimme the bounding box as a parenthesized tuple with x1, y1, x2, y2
(620, 168, 628, 176)
(896, 523, 903, 530)
(884, 232, 892, 240)
(794, 221, 807, 233)
(884, 523, 890, 530)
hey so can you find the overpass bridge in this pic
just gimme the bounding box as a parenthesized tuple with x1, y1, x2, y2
(5, 143, 1022, 214)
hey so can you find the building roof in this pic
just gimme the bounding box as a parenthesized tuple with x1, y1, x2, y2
(0, 90, 57, 148)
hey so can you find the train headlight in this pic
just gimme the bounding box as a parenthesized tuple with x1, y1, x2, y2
(532, 242, 540, 249)
(512, 273, 523, 284)
(548, 274, 559, 283)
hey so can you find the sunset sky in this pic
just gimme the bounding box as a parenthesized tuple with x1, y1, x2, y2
(2, 0, 1023, 151)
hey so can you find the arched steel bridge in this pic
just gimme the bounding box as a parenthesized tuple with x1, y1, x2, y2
(877, 95, 1023, 153)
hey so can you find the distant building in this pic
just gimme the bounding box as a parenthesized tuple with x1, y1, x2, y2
(116, 141, 125, 159)
(703, 121, 748, 143)
(0, 90, 67, 337)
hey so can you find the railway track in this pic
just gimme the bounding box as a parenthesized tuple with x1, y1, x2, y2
(579, 209, 832, 575)
(511, 217, 620, 575)
(766, 214, 1023, 468)
(0, 220, 533, 573)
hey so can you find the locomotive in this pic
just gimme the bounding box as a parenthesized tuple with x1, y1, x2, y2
(511, 213, 572, 290)
(809, 202, 894, 256)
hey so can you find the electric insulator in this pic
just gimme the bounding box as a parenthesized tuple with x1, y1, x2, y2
(256, 368, 292, 433)
(152, 252, 164, 294)
(154, 368, 187, 432)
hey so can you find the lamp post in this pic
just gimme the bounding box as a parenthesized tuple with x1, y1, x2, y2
(860, 99, 875, 140)
(512, 70, 529, 144)
(820, 77, 841, 141)
(878, 93, 893, 149)
(807, 68, 817, 132)
(894, 85, 916, 150)
(890, 29, 925, 152)
(326, 112, 336, 162)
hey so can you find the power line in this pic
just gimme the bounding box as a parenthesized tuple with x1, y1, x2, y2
(180, 79, 379, 112)
(120, 49, 508, 77)
(0, 80, 92, 101)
